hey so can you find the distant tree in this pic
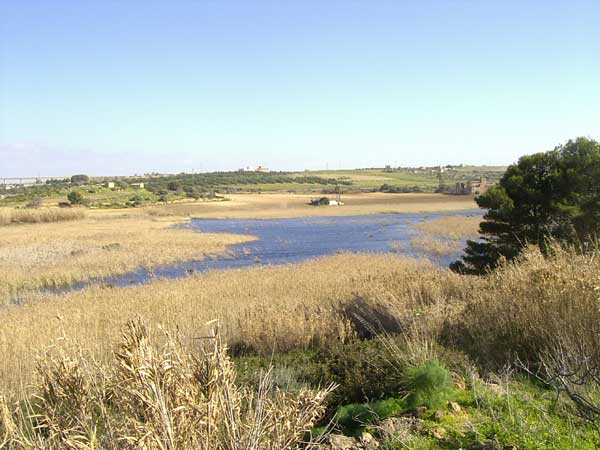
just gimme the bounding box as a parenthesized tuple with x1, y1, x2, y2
(129, 194, 144, 207)
(167, 181, 183, 192)
(452, 137, 600, 274)
(70, 174, 89, 185)
(67, 191, 84, 205)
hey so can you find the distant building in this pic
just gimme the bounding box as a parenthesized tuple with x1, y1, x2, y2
(452, 182, 470, 195)
(105, 181, 115, 188)
(450, 177, 490, 195)
(239, 165, 270, 173)
(130, 182, 145, 189)
(470, 177, 489, 195)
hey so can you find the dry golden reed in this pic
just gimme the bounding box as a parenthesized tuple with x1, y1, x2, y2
(0, 253, 468, 395)
(0, 207, 85, 226)
(0, 318, 332, 449)
(414, 215, 481, 240)
(0, 215, 254, 304)
(452, 244, 600, 369)
(410, 215, 482, 255)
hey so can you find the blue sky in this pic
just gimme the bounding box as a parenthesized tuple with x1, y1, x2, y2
(1, 1, 599, 176)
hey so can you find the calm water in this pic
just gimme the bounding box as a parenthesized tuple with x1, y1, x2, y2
(34, 210, 480, 298)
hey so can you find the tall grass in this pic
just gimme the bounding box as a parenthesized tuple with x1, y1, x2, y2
(449, 244, 600, 371)
(410, 215, 481, 256)
(0, 215, 254, 305)
(0, 254, 468, 394)
(0, 208, 85, 226)
(414, 215, 481, 240)
(0, 318, 333, 449)
(1, 235, 599, 436)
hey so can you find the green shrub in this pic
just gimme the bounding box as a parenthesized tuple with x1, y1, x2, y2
(311, 338, 405, 408)
(404, 360, 454, 410)
(333, 397, 406, 436)
(67, 191, 84, 205)
(334, 403, 375, 435)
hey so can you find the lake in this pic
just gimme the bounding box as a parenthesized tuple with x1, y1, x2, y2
(21, 210, 480, 302)
(83, 210, 480, 289)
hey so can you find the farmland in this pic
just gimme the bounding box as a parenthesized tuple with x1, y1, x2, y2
(0, 165, 504, 209)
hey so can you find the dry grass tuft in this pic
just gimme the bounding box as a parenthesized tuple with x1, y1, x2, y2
(0, 318, 333, 449)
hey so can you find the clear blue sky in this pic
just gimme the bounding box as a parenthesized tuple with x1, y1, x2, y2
(1, 1, 599, 176)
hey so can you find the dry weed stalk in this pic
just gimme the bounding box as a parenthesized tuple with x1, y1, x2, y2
(0, 319, 333, 449)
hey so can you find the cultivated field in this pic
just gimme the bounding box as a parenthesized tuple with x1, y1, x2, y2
(142, 192, 477, 219)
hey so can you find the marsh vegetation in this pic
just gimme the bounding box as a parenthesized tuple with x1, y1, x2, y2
(2, 244, 600, 448)
(1, 142, 600, 449)
(0, 215, 253, 305)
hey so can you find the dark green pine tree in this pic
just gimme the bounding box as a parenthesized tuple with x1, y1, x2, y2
(451, 137, 600, 274)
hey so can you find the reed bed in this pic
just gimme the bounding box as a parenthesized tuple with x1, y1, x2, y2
(0, 215, 254, 305)
(414, 215, 481, 240)
(451, 245, 600, 369)
(410, 215, 482, 255)
(0, 254, 470, 395)
(0, 208, 85, 226)
(3, 244, 596, 396)
(410, 235, 463, 255)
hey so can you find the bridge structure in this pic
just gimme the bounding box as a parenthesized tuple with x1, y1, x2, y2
(0, 176, 68, 187)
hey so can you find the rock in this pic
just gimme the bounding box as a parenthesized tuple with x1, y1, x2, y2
(378, 416, 424, 441)
(448, 401, 462, 412)
(403, 406, 428, 418)
(328, 434, 361, 450)
(429, 427, 447, 440)
(359, 432, 379, 449)
(503, 446, 518, 450)
(486, 382, 506, 396)
(467, 441, 501, 450)
(432, 410, 444, 422)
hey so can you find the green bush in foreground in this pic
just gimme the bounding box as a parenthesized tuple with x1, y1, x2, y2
(404, 360, 454, 410)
